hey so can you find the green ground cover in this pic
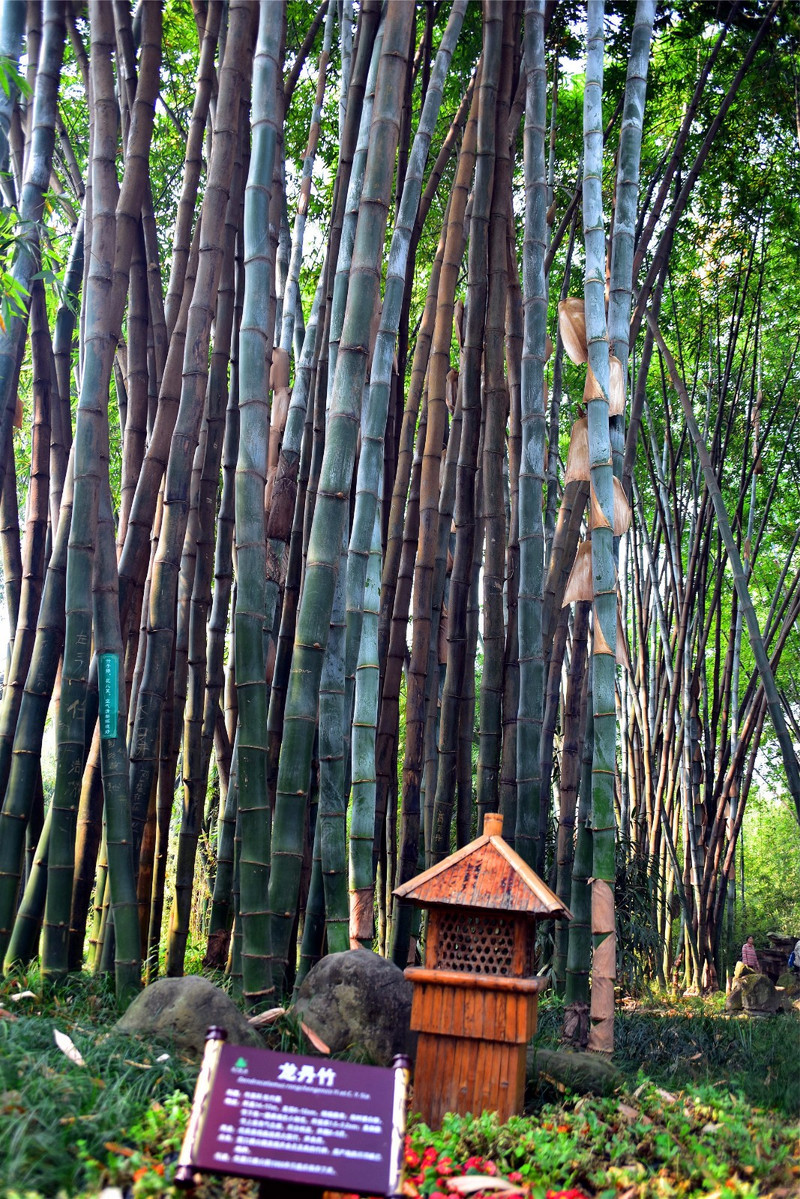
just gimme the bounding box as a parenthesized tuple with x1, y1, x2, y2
(0, 974, 797, 1199)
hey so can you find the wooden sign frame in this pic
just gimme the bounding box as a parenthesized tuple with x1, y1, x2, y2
(176, 1027, 410, 1198)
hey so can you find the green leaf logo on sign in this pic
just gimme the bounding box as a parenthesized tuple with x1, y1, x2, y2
(234, 1058, 248, 1069)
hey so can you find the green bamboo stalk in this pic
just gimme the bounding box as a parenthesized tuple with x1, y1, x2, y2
(279, 0, 335, 356)
(208, 730, 239, 942)
(0, 0, 25, 201)
(69, 732, 103, 971)
(564, 658, 593, 1037)
(95, 485, 140, 1002)
(295, 807, 324, 991)
(457, 492, 485, 847)
(0, 1, 65, 507)
(43, 0, 161, 982)
(554, 602, 590, 993)
(300, 0, 383, 551)
(583, 0, 617, 1054)
(319, 527, 349, 954)
(327, 25, 383, 413)
(118, 224, 150, 545)
(478, 2, 516, 818)
(4, 807, 50, 972)
(349, 504, 382, 947)
(0, 450, 73, 962)
(422, 385, 462, 863)
(269, 0, 414, 982)
(0, 278, 51, 801)
(42, 0, 118, 983)
(181, 151, 241, 963)
(608, 0, 655, 480)
(203, 225, 245, 818)
(0, 444, 22, 662)
(127, 1, 251, 858)
(516, 0, 548, 868)
(232, 0, 284, 1007)
(164, 0, 223, 338)
(339, 0, 353, 141)
(500, 213, 523, 843)
(51, 213, 83, 520)
(374, 201, 449, 825)
(398, 69, 479, 915)
(345, 0, 467, 747)
(647, 312, 800, 824)
(168, 125, 245, 980)
(375, 402, 427, 888)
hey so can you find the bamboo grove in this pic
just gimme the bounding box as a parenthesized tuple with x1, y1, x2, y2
(0, 0, 798, 1051)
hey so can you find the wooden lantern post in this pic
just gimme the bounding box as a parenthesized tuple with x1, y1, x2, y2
(394, 812, 571, 1127)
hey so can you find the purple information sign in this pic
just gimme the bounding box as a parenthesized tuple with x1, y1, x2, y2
(181, 1039, 407, 1196)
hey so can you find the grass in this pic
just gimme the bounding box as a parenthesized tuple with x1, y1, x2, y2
(0, 971, 797, 1198)
(533, 991, 800, 1116)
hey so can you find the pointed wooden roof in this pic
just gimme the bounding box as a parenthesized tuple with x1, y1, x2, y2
(393, 813, 572, 919)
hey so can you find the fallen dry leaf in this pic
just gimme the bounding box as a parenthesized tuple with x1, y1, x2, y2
(617, 1102, 650, 1125)
(54, 1028, 86, 1067)
(10, 990, 36, 1002)
(104, 1142, 134, 1158)
(446, 1178, 527, 1195)
(248, 1007, 286, 1027)
(300, 1022, 330, 1054)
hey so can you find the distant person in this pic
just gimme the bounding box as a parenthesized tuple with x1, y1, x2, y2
(741, 934, 760, 972)
(792, 938, 800, 975)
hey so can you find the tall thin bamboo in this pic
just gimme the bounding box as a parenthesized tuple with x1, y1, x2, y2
(0, 1, 64, 507)
(583, 0, 617, 1053)
(400, 78, 479, 901)
(234, 0, 284, 1006)
(349, 504, 382, 947)
(42, 1, 118, 982)
(516, 0, 548, 868)
(127, 2, 251, 860)
(95, 484, 139, 1001)
(477, 2, 516, 817)
(270, 1, 414, 982)
(344, 0, 467, 775)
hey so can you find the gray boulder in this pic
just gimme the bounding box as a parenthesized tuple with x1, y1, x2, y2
(293, 949, 414, 1066)
(113, 976, 263, 1056)
(776, 970, 800, 998)
(724, 984, 743, 1012)
(527, 1047, 623, 1096)
(739, 972, 780, 1015)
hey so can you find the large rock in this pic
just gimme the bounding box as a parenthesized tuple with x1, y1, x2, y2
(776, 970, 800, 998)
(527, 1048, 623, 1096)
(293, 949, 414, 1066)
(113, 976, 263, 1056)
(734, 968, 777, 1016)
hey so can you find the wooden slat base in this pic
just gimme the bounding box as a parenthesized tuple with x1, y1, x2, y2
(405, 970, 540, 1127)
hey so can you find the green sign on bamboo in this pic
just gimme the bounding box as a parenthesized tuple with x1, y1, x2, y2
(98, 654, 119, 740)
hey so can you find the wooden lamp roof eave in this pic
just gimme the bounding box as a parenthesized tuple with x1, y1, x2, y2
(393, 832, 573, 921)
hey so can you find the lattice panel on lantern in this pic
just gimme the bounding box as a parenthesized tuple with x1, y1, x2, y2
(434, 911, 517, 975)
